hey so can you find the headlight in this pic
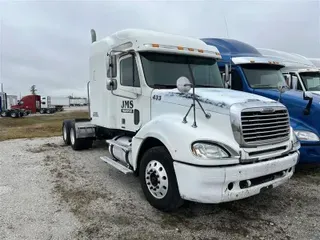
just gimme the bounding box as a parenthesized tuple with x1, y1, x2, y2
(292, 131, 301, 150)
(191, 142, 229, 159)
(294, 130, 320, 142)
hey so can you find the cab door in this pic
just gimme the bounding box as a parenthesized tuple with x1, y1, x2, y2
(114, 54, 143, 131)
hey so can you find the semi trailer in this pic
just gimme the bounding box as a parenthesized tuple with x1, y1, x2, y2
(62, 29, 300, 211)
(202, 38, 319, 164)
(40, 96, 69, 113)
(69, 98, 87, 106)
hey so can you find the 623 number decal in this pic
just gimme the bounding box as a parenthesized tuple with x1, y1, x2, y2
(152, 95, 162, 101)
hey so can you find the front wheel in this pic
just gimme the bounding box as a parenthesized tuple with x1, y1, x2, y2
(139, 146, 183, 212)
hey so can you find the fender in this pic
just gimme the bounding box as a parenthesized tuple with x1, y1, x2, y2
(290, 116, 319, 136)
(131, 113, 240, 170)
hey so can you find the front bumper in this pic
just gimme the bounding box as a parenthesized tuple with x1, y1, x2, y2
(299, 143, 320, 164)
(173, 151, 299, 204)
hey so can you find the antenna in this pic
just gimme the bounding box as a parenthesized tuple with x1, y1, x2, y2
(224, 15, 230, 38)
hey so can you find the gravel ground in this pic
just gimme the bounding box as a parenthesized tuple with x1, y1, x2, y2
(0, 137, 319, 240)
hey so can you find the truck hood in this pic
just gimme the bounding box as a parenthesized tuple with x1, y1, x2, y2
(153, 88, 277, 115)
(311, 91, 320, 96)
(253, 88, 320, 104)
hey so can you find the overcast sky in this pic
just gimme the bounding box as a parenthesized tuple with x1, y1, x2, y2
(0, 0, 319, 97)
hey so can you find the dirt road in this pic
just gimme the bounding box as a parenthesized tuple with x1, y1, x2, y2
(1, 137, 319, 240)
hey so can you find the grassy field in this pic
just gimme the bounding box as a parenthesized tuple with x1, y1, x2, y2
(0, 111, 89, 141)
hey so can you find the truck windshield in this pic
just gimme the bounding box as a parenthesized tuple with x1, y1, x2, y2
(299, 72, 320, 91)
(242, 65, 287, 89)
(139, 52, 224, 89)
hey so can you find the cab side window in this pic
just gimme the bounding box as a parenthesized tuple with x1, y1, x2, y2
(120, 55, 140, 87)
(231, 69, 243, 91)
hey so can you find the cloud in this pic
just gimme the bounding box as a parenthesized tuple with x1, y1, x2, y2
(0, 0, 319, 97)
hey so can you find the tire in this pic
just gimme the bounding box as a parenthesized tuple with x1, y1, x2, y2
(62, 120, 72, 145)
(46, 109, 51, 114)
(69, 124, 91, 151)
(139, 146, 183, 212)
(82, 139, 93, 149)
(10, 112, 17, 118)
(1, 112, 6, 117)
(40, 109, 45, 114)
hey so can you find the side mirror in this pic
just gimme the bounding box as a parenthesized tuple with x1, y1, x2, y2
(109, 55, 117, 78)
(292, 76, 298, 90)
(176, 76, 192, 93)
(303, 91, 313, 100)
(277, 82, 287, 94)
(283, 74, 291, 88)
(107, 79, 117, 90)
(224, 64, 231, 88)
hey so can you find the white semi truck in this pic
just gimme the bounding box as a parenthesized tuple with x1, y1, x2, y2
(257, 48, 320, 95)
(62, 29, 300, 212)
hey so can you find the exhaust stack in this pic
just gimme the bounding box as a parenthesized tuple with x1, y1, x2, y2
(91, 29, 97, 43)
(1, 83, 3, 93)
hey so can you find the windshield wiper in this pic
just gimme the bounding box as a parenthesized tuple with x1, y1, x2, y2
(252, 84, 275, 89)
(152, 84, 176, 89)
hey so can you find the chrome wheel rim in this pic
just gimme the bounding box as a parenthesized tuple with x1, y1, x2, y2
(145, 160, 168, 199)
(70, 128, 75, 145)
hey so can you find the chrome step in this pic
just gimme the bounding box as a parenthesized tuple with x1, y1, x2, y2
(100, 156, 133, 174)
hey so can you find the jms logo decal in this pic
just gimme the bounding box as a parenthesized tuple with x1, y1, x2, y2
(121, 100, 134, 113)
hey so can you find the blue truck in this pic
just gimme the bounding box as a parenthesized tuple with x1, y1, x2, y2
(201, 38, 320, 164)
(0, 92, 27, 118)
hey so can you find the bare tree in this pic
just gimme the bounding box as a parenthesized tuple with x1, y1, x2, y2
(30, 85, 37, 95)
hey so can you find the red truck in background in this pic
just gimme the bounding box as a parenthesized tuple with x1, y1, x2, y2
(11, 95, 41, 114)
(11, 94, 70, 114)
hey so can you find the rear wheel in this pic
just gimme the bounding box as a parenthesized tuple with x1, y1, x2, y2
(1, 111, 7, 117)
(139, 146, 183, 212)
(46, 109, 51, 114)
(10, 111, 17, 118)
(62, 120, 72, 145)
(40, 109, 45, 114)
(69, 123, 93, 151)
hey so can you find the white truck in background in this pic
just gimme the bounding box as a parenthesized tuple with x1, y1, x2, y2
(62, 29, 300, 212)
(69, 98, 87, 106)
(257, 48, 320, 95)
(308, 58, 320, 68)
(40, 96, 70, 114)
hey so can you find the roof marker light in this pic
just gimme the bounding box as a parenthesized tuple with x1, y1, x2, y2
(152, 44, 159, 47)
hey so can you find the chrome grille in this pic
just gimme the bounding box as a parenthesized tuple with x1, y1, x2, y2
(241, 108, 290, 145)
